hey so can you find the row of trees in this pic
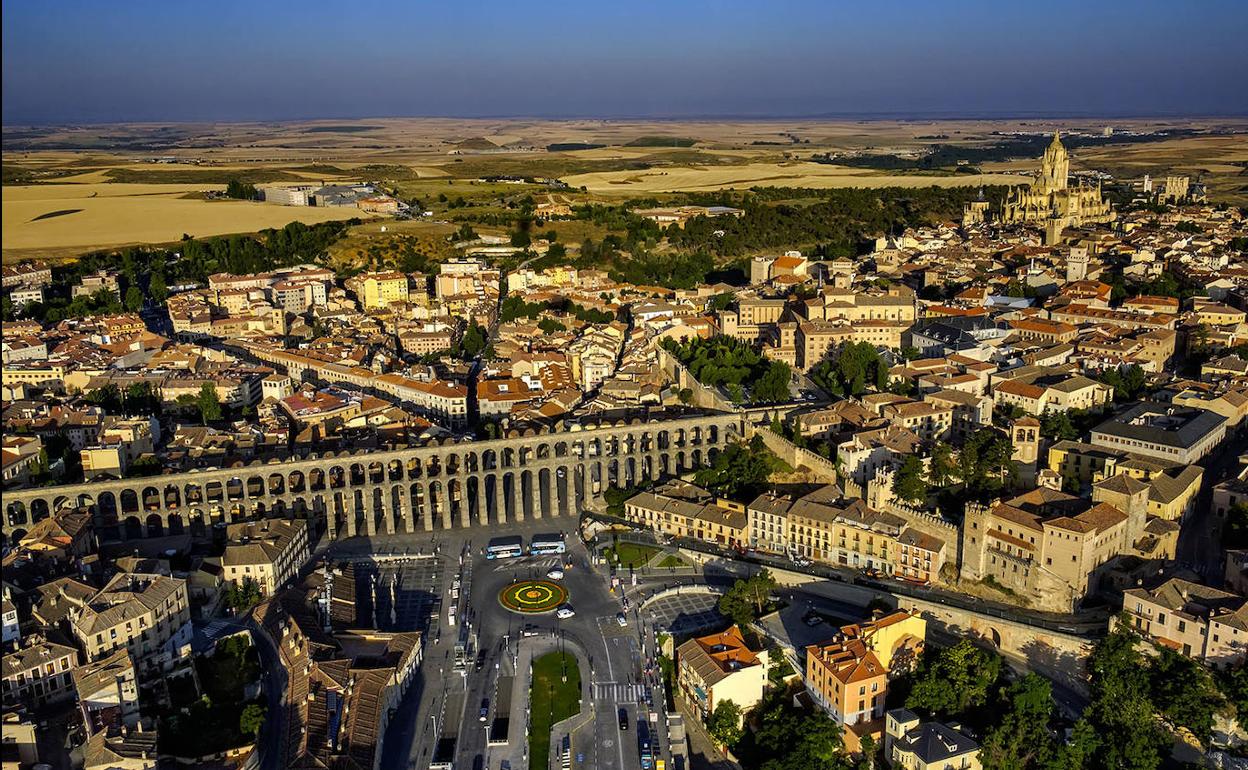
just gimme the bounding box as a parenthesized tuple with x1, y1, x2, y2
(904, 625, 1245, 770)
(662, 336, 792, 404)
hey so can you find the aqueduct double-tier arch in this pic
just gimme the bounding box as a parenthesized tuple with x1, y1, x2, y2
(3, 413, 743, 544)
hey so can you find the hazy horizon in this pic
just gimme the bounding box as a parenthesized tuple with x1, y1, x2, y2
(4, 0, 1247, 125)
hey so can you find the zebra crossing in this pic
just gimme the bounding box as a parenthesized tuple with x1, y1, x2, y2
(593, 681, 645, 702)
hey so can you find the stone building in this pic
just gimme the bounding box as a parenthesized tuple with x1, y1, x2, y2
(1000, 132, 1114, 229)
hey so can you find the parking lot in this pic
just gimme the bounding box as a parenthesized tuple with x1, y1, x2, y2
(354, 556, 445, 633)
(644, 592, 726, 638)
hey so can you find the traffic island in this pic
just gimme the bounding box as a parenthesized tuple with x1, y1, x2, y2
(528, 650, 582, 769)
(499, 579, 568, 614)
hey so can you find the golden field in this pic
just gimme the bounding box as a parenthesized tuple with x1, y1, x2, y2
(2, 182, 374, 259)
(562, 161, 1021, 194)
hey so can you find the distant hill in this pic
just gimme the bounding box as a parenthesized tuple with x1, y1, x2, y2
(455, 137, 501, 150)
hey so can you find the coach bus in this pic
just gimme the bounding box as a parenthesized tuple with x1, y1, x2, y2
(529, 533, 567, 556)
(486, 535, 524, 560)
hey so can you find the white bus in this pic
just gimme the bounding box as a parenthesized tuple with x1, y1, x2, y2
(486, 535, 524, 560)
(529, 533, 566, 556)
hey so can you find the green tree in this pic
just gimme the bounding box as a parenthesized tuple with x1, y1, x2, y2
(677, 388, 693, 405)
(693, 435, 787, 499)
(1149, 646, 1225, 743)
(979, 674, 1057, 770)
(892, 455, 928, 504)
(224, 179, 258, 200)
(717, 569, 777, 627)
(197, 382, 223, 424)
(906, 640, 1003, 719)
(149, 270, 168, 303)
(752, 361, 792, 404)
(1082, 622, 1169, 770)
(928, 442, 955, 487)
(239, 702, 266, 736)
(706, 700, 744, 747)
(125, 285, 144, 312)
(809, 341, 889, 398)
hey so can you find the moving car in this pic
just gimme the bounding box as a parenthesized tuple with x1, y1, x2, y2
(479, 698, 490, 721)
(546, 568, 564, 580)
(555, 605, 576, 619)
(618, 708, 629, 731)
(616, 612, 628, 627)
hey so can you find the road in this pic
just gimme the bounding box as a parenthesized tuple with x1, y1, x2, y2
(338, 519, 667, 770)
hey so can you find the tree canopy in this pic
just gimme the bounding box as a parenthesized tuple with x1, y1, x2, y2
(693, 435, 788, 499)
(663, 336, 791, 404)
(809, 341, 889, 398)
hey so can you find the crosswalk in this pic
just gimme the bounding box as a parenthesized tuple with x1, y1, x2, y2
(593, 681, 645, 702)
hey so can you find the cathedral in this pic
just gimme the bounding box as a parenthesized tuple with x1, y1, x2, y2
(998, 131, 1115, 229)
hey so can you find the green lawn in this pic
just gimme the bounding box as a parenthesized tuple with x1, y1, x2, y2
(529, 651, 582, 767)
(605, 542, 659, 568)
(656, 554, 687, 569)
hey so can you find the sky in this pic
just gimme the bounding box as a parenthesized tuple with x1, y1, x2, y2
(3, 0, 1247, 124)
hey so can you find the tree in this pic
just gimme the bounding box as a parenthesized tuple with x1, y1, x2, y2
(752, 361, 792, 404)
(677, 388, 693, 405)
(124, 285, 144, 312)
(928, 442, 954, 487)
(906, 640, 1003, 719)
(1039, 411, 1078, 441)
(239, 702, 266, 736)
(809, 341, 889, 398)
(706, 700, 743, 747)
(149, 270, 168, 303)
(892, 455, 928, 504)
(1149, 646, 1225, 743)
(1082, 622, 1169, 770)
(509, 229, 531, 248)
(196, 382, 223, 424)
(717, 569, 777, 627)
(979, 674, 1057, 770)
(693, 435, 787, 499)
(224, 179, 258, 200)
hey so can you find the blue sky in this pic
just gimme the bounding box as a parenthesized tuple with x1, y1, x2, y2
(3, 0, 1246, 123)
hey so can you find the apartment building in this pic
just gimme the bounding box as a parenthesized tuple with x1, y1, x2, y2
(805, 611, 926, 743)
(347, 271, 409, 309)
(624, 481, 748, 547)
(221, 519, 310, 597)
(676, 625, 768, 722)
(1121, 579, 1248, 668)
(2, 637, 78, 709)
(71, 573, 192, 674)
(73, 648, 141, 733)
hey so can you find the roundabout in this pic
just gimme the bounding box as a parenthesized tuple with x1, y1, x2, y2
(499, 579, 568, 614)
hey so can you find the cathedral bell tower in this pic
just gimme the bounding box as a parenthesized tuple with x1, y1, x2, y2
(1038, 131, 1069, 194)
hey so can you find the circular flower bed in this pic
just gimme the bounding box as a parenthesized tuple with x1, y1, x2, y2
(499, 579, 568, 614)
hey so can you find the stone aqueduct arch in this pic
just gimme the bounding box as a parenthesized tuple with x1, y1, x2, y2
(2, 413, 743, 544)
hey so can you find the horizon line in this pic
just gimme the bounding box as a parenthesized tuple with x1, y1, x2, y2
(5, 109, 1248, 129)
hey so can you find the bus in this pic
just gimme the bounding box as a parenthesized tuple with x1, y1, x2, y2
(486, 535, 524, 560)
(529, 533, 566, 556)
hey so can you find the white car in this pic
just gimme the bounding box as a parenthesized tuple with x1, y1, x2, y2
(555, 605, 576, 619)
(546, 568, 564, 580)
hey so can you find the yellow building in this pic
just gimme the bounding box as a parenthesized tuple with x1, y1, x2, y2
(221, 519, 310, 597)
(805, 610, 926, 746)
(885, 709, 981, 770)
(676, 625, 768, 722)
(350, 271, 409, 309)
(623, 480, 749, 547)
